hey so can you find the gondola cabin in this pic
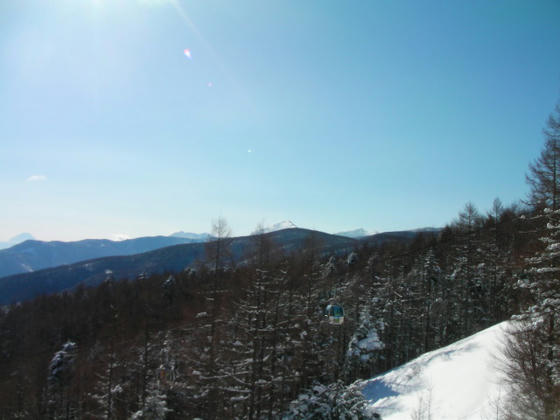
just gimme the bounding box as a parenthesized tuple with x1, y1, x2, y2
(326, 304, 344, 325)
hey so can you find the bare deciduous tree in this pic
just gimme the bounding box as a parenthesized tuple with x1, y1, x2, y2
(526, 103, 560, 211)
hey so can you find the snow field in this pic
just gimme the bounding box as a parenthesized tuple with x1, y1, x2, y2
(359, 321, 511, 420)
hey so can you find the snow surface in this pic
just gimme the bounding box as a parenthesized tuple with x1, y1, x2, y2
(359, 321, 511, 420)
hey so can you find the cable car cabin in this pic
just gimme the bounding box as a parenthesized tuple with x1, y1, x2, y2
(326, 304, 344, 325)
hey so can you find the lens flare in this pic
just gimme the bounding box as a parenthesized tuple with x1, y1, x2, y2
(183, 48, 192, 59)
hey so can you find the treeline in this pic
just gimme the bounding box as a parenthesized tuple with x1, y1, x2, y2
(0, 201, 532, 419)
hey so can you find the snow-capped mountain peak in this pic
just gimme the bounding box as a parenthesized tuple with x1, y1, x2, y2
(263, 220, 297, 233)
(335, 228, 377, 238)
(0, 232, 35, 250)
(169, 231, 212, 241)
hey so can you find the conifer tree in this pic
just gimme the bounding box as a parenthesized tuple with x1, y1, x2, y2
(344, 292, 384, 380)
(284, 381, 369, 419)
(46, 340, 78, 419)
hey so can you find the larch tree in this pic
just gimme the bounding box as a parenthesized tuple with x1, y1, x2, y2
(189, 217, 233, 418)
(526, 103, 560, 211)
(222, 226, 293, 419)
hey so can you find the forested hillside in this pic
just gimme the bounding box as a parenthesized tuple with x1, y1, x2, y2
(0, 228, 358, 305)
(0, 202, 531, 418)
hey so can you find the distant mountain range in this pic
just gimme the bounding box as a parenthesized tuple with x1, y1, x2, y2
(0, 228, 360, 304)
(0, 227, 439, 305)
(0, 233, 35, 250)
(0, 223, 442, 280)
(0, 235, 208, 279)
(335, 227, 441, 239)
(0, 222, 298, 278)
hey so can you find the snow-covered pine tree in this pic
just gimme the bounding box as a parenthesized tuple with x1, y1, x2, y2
(46, 340, 78, 419)
(283, 380, 369, 420)
(131, 383, 170, 420)
(510, 207, 560, 419)
(343, 293, 384, 380)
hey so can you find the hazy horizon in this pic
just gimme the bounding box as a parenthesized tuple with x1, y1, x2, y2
(0, 221, 439, 243)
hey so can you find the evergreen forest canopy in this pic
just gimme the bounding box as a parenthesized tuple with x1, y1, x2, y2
(1, 104, 560, 419)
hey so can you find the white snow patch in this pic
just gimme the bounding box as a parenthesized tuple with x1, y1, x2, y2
(358, 330, 384, 353)
(359, 321, 511, 420)
(20, 263, 34, 272)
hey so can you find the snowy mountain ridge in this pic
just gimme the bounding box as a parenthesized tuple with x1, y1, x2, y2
(360, 321, 511, 420)
(412, 227, 442, 233)
(335, 228, 378, 238)
(262, 220, 298, 233)
(169, 231, 212, 240)
(0, 232, 35, 250)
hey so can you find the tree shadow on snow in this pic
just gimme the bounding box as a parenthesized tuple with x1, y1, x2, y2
(362, 378, 400, 401)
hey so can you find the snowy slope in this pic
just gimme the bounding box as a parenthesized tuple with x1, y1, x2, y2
(360, 321, 511, 420)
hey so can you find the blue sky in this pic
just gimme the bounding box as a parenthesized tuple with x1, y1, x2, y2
(1, 0, 560, 241)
